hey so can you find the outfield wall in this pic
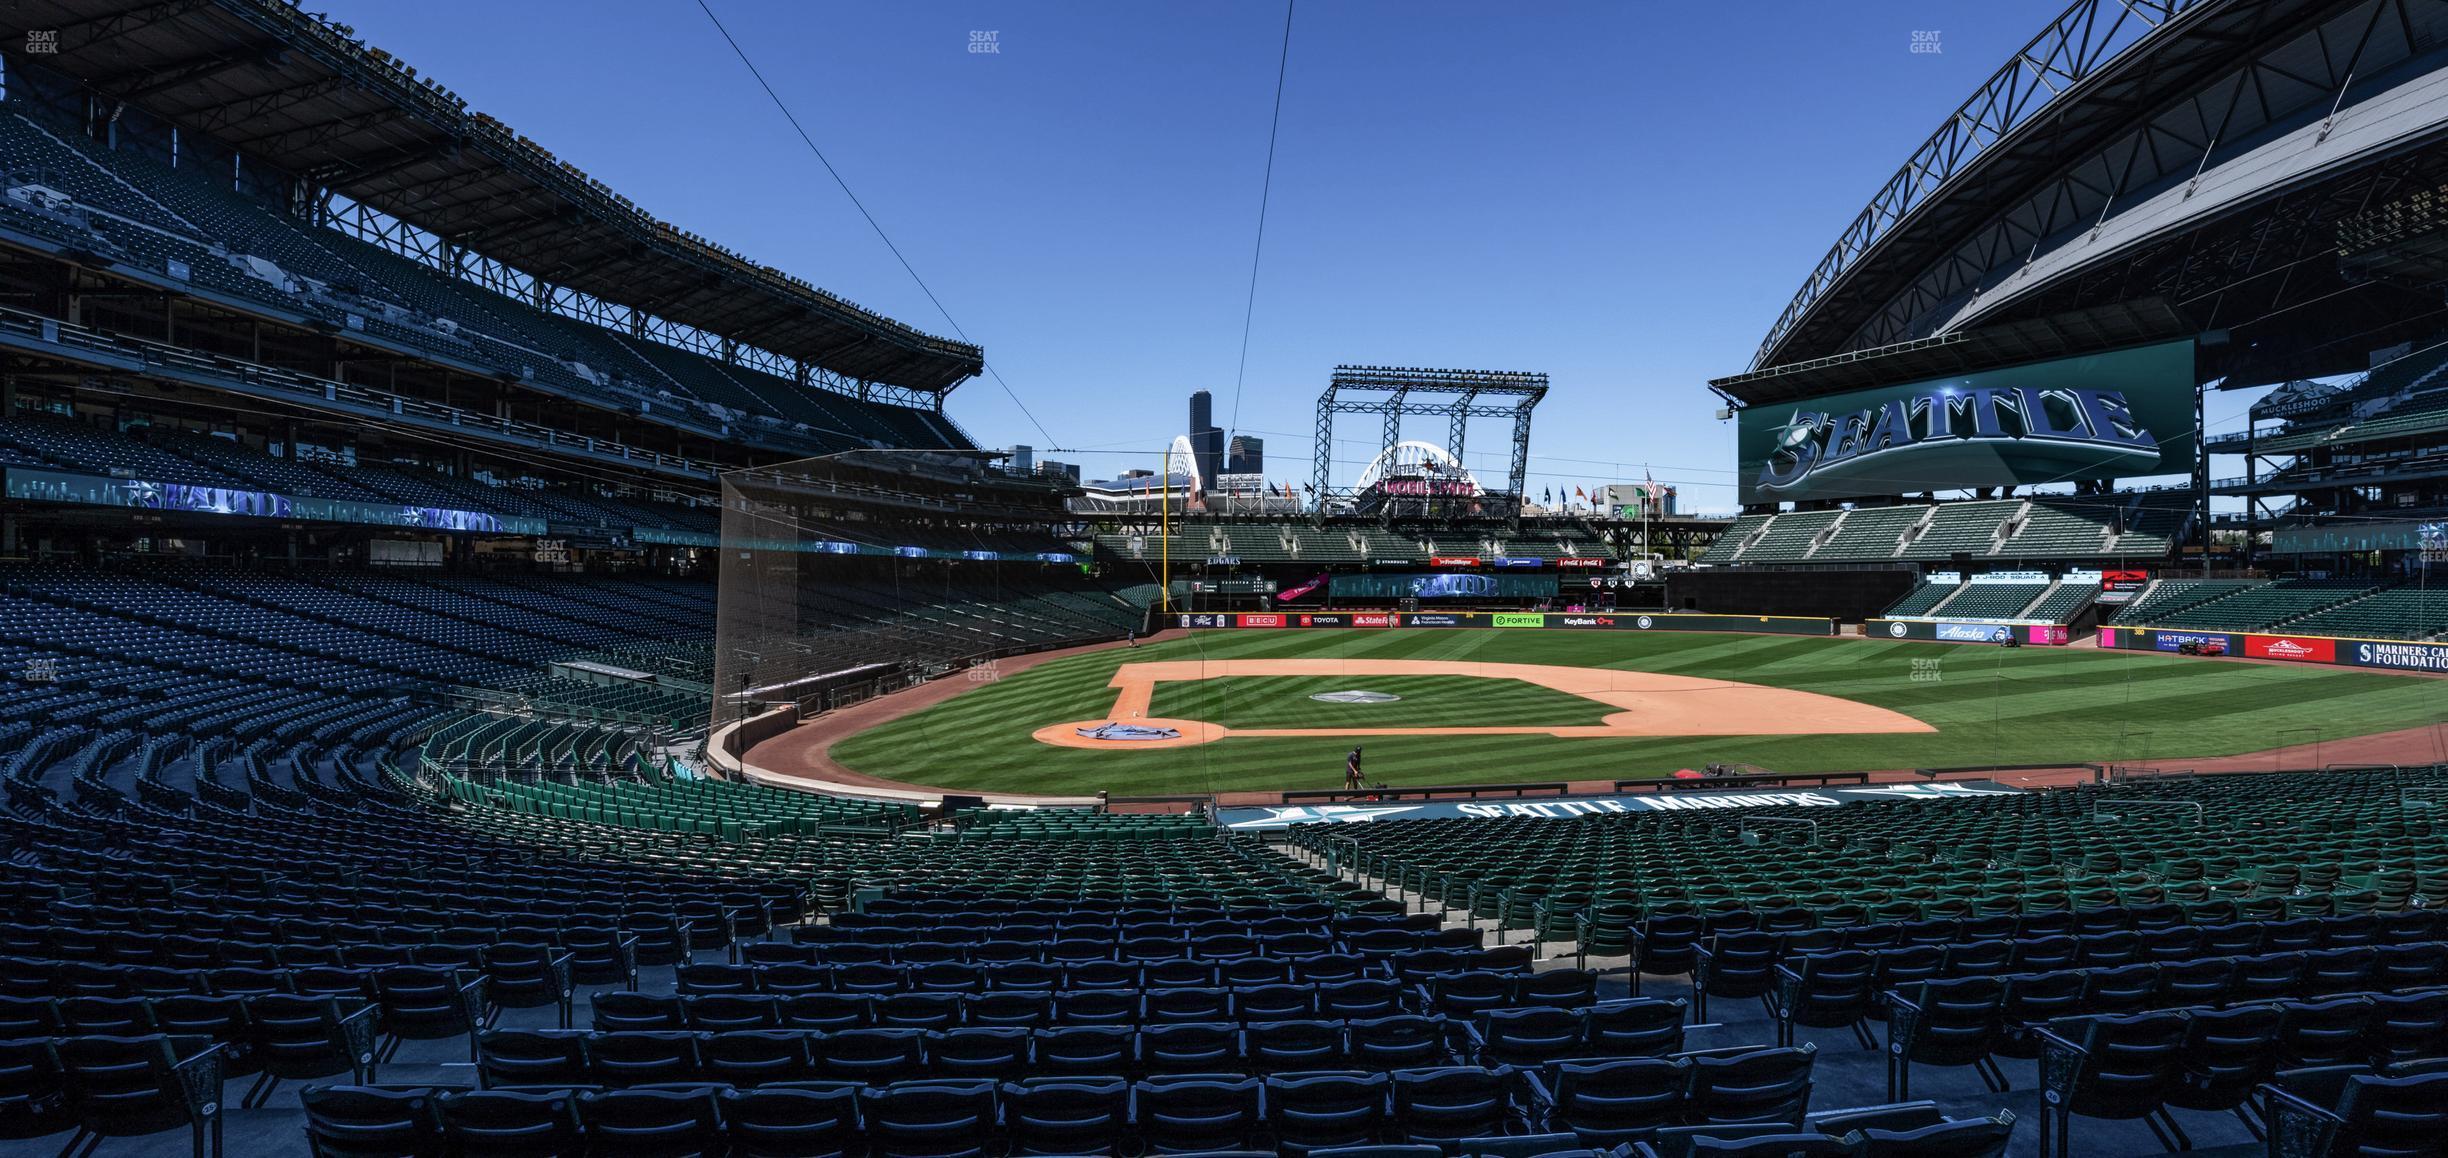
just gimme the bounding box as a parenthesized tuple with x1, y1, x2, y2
(1170, 610, 1836, 636)
(1664, 568, 1916, 621)
(1866, 619, 2074, 646)
(2098, 625, 2448, 673)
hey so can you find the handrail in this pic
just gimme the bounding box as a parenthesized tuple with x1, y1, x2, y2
(1739, 815, 1820, 846)
(1612, 770, 1871, 793)
(1278, 781, 1574, 805)
(2090, 798, 2204, 827)
(0, 303, 723, 479)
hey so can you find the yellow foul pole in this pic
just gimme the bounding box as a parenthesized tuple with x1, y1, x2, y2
(1159, 451, 1171, 616)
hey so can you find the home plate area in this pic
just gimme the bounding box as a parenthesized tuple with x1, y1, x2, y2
(1032, 658, 1931, 749)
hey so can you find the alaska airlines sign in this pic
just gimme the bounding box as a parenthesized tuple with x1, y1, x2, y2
(1737, 340, 2195, 503)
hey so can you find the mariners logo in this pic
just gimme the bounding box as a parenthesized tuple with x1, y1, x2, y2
(1309, 691, 1401, 704)
(1074, 722, 1181, 741)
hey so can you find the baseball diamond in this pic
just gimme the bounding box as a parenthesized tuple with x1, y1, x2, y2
(797, 627, 2448, 798)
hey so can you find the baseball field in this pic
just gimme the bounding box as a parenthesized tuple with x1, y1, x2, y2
(823, 628, 2448, 796)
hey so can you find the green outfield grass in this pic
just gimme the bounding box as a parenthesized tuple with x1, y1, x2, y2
(827, 629, 2448, 796)
(1147, 674, 1615, 729)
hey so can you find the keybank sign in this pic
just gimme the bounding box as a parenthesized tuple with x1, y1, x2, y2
(1737, 340, 2195, 504)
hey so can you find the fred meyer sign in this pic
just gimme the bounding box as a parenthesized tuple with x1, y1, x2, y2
(1738, 340, 2195, 503)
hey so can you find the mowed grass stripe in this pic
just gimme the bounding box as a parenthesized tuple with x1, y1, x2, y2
(825, 630, 2448, 794)
(1151, 675, 1617, 729)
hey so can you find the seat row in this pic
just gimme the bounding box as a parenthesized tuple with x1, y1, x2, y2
(1889, 977, 2448, 1099)
(690, 952, 1537, 996)
(53, 889, 778, 936)
(7, 911, 639, 961)
(780, 926, 1472, 963)
(0, 952, 592, 1009)
(1606, 1102, 2013, 1158)
(304, 1049, 1838, 1158)
(1606, 905, 2445, 975)
(25, 899, 748, 964)
(606, 978, 1602, 1032)
(832, 899, 1380, 926)
(0, 1034, 225, 1158)
(1692, 922, 2447, 1019)
(2036, 1011, 2448, 1158)
(480, 1019, 1484, 1087)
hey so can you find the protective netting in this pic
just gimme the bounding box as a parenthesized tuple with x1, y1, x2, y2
(709, 464, 943, 734)
(708, 457, 1145, 741)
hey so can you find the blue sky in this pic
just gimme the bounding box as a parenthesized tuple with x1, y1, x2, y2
(324, 0, 2136, 512)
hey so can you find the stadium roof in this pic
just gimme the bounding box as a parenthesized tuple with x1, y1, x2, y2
(8, 0, 983, 393)
(1710, 299, 2198, 407)
(1751, 0, 2443, 383)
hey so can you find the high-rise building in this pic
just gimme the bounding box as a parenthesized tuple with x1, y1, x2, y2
(1227, 434, 1264, 476)
(1186, 390, 1224, 489)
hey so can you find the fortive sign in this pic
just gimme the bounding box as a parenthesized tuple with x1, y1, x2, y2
(1491, 613, 1546, 628)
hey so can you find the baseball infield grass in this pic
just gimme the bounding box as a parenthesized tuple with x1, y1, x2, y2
(828, 629, 2447, 796)
(1147, 674, 1615, 729)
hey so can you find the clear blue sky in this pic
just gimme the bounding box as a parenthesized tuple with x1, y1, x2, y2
(325, 0, 2115, 513)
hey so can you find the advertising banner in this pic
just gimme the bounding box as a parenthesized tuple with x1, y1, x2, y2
(1276, 573, 1330, 602)
(2153, 630, 2233, 655)
(1218, 780, 2022, 830)
(2099, 570, 2150, 603)
(1329, 572, 1559, 600)
(1874, 619, 2071, 645)
(2272, 520, 2448, 556)
(1429, 557, 1478, 567)
(1936, 622, 2013, 643)
(1736, 339, 2197, 503)
(1176, 611, 1836, 636)
(2105, 626, 2446, 671)
(2345, 639, 2448, 673)
(2242, 634, 2337, 663)
(6, 465, 548, 535)
(1555, 558, 1608, 568)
